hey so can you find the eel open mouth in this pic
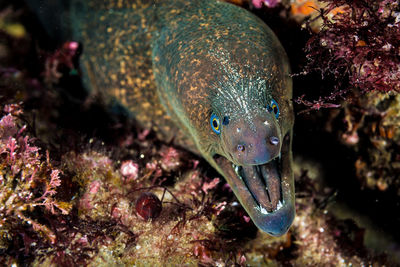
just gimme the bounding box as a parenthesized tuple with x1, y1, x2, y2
(233, 156, 283, 213)
(213, 133, 295, 236)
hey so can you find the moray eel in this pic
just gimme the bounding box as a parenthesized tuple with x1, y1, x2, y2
(28, 0, 295, 236)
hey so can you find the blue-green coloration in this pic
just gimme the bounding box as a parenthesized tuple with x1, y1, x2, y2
(268, 99, 280, 119)
(28, 0, 295, 236)
(210, 113, 221, 135)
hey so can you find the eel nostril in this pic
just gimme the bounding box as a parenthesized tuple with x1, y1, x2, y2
(270, 136, 279, 146)
(237, 144, 245, 152)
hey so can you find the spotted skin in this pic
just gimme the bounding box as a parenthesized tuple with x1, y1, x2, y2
(59, 0, 294, 235)
(152, 0, 293, 152)
(69, 0, 194, 150)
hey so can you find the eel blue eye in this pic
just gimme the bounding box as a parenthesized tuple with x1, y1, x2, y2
(210, 113, 221, 134)
(267, 99, 280, 119)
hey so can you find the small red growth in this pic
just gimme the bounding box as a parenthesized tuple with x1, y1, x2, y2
(202, 177, 220, 194)
(214, 201, 227, 215)
(295, 94, 341, 114)
(44, 41, 80, 84)
(120, 160, 139, 182)
(193, 242, 213, 264)
(135, 192, 162, 221)
(243, 215, 251, 223)
(159, 146, 181, 172)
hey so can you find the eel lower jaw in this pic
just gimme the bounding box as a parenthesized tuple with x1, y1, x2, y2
(213, 134, 295, 236)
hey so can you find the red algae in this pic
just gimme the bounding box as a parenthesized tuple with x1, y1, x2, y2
(0, 104, 71, 252)
(299, 0, 400, 108)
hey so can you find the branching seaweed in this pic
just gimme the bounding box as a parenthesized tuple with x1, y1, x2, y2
(298, 0, 400, 109)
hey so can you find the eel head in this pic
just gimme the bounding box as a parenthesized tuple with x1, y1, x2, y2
(206, 97, 295, 236)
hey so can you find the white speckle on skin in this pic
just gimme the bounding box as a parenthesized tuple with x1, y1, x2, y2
(263, 120, 269, 126)
(209, 48, 269, 132)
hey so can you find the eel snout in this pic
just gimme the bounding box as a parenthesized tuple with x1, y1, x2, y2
(221, 114, 282, 166)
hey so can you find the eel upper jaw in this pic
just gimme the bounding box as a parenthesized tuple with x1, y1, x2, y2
(212, 133, 295, 236)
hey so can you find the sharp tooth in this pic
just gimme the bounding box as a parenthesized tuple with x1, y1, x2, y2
(257, 205, 269, 215)
(276, 200, 283, 210)
(278, 152, 281, 161)
(232, 164, 242, 179)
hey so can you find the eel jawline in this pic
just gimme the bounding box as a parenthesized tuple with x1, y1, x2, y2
(213, 133, 295, 236)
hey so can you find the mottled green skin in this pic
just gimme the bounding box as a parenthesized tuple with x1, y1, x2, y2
(152, 0, 293, 155)
(69, 0, 294, 235)
(70, 0, 193, 148)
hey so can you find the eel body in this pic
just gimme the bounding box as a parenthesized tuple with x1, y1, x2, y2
(30, 0, 295, 236)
